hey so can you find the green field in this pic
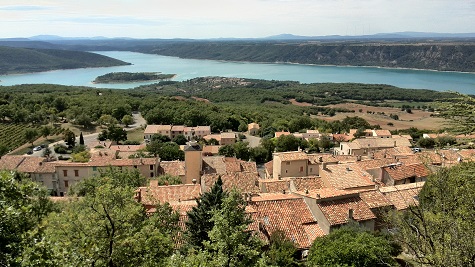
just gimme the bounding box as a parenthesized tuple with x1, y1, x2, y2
(0, 123, 37, 153)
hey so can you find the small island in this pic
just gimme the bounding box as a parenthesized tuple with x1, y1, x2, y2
(93, 72, 176, 83)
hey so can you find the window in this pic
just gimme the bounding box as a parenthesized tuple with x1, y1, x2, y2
(63, 170, 68, 177)
(134, 165, 137, 169)
(150, 172, 154, 177)
(285, 170, 288, 173)
(286, 162, 291, 165)
(74, 170, 79, 177)
(310, 167, 313, 172)
(150, 165, 154, 170)
(64, 180, 69, 188)
(93, 166, 97, 171)
(300, 166, 304, 172)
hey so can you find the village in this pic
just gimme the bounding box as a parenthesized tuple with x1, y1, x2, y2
(0, 122, 472, 258)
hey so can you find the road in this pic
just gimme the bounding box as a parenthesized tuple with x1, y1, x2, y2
(29, 112, 146, 157)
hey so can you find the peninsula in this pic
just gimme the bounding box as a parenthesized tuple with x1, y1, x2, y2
(93, 72, 176, 83)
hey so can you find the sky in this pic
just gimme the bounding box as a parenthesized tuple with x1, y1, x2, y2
(0, 0, 474, 39)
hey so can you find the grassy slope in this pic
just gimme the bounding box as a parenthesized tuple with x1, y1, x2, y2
(0, 46, 130, 74)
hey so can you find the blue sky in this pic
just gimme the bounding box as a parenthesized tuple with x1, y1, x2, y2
(1, 0, 474, 38)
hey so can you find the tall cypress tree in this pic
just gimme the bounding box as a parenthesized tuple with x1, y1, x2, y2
(185, 176, 227, 248)
(79, 132, 84, 146)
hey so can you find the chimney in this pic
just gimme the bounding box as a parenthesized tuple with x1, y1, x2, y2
(192, 178, 197, 184)
(282, 189, 286, 194)
(316, 193, 320, 199)
(305, 189, 309, 194)
(322, 162, 328, 171)
(348, 209, 354, 220)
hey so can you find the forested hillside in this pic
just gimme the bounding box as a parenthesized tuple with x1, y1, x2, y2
(137, 42, 475, 72)
(0, 46, 130, 74)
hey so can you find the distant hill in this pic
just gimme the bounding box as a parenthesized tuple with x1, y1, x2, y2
(0, 46, 130, 75)
(264, 32, 475, 40)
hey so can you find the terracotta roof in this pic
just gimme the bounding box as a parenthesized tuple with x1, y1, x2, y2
(307, 154, 339, 164)
(203, 134, 221, 142)
(295, 188, 359, 200)
(137, 184, 201, 205)
(0, 155, 27, 170)
(249, 197, 324, 248)
(332, 155, 358, 163)
(109, 144, 146, 152)
(356, 158, 398, 171)
(320, 163, 375, 190)
(416, 151, 443, 165)
(317, 196, 376, 225)
(202, 172, 260, 193)
(259, 179, 291, 193)
(144, 124, 172, 134)
(36, 161, 56, 173)
(171, 125, 185, 132)
(372, 147, 415, 159)
(457, 149, 475, 161)
(169, 200, 197, 215)
(354, 138, 411, 148)
(359, 190, 393, 209)
(202, 156, 227, 174)
(221, 132, 236, 139)
(248, 123, 260, 129)
(333, 133, 352, 142)
(373, 129, 391, 136)
(275, 131, 291, 138)
(250, 193, 301, 202)
(159, 161, 185, 177)
(264, 161, 273, 177)
(383, 163, 430, 181)
(380, 182, 424, 210)
(17, 157, 48, 173)
(290, 176, 323, 191)
(0, 155, 51, 173)
(274, 151, 308, 161)
(202, 145, 221, 155)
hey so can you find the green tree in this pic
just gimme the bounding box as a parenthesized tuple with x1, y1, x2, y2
(24, 128, 39, 147)
(186, 177, 228, 249)
(263, 231, 299, 267)
(97, 114, 118, 127)
(39, 125, 52, 140)
(155, 174, 182, 186)
(69, 167, 147, 197)
(40, 184, 177, 267)
(121, 114, 134, 127)
(63, 129, 76, 148)
(101, 125, 127, 144)
(79, 132, 84, 145)
(391, 162, 475, 267)
(260, 137, 276, 162)
(0, 171, 56, 267)
(417, 137, 436, 148)
(218, 144, 235, 157)
(233, 141, 250, 161)
(71, 150, 91, 163)
(75, 113, 93, 128)
(151, 133, 171, 143)
(0, 144, 8, 156)
(203, 189, 262, 267)
(275, 135, 307, 152)
(158, 142, 185, 161)
(172, 134, 188, 145)
(308, 223, 398, 267)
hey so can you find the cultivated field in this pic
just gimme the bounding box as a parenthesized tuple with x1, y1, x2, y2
(318, 103, 449, 130)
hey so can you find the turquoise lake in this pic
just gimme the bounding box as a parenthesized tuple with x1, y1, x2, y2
(0, 51, 474, 94)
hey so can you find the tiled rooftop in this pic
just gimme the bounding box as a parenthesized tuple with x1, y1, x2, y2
(264, 160, 273, 176)
(379, 182, 424, 210)
(317, 196, 376, 225)
(202, 172, 260, 193)
(290, 176, 323, 192)
(274, 151, 308, 161)
(144, 124, 172, 134)
(383, 163, 430, 180)
(295, 188, 359, 200)
(359, 190, 393, 209)
(159, 161, 186, 177)
(307, 153, 339, 164)
(259, 179, 291, 193)
(249, 197, 324, 248)
(320, 163, 375, 190)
